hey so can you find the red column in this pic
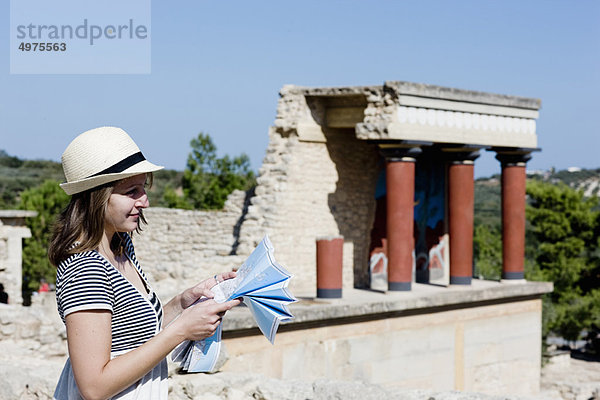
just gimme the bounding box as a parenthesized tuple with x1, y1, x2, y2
(316, 236, 344, 298)
(496, 152, 531, 280)
(500, 162, 527, 279)
(448, 161, 475, 284)
(386, 159, 415, 291)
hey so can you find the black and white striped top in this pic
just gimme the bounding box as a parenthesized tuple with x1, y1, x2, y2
(56, 234, 163, 354)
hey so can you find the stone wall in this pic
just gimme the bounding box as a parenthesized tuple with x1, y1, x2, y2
(227, 299, 542, 395)
(0, 281, 554, 399)
(132, 190, 249, 300)
(322, 128, 380, 287)
(224, 299, 542, 395)
(230, 87, 384, 296)
(219, 280, 551, 397)
(0, 293, 66, 357)
(232, 124, 380, 296)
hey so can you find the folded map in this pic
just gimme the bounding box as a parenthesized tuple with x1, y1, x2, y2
(172, 235, 297, 372)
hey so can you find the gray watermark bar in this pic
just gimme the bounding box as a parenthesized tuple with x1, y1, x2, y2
(10, 0, 151, 74)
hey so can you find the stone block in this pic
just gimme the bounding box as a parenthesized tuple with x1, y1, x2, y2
(0, 306, 17, 324)
(0, 323, 16, 336)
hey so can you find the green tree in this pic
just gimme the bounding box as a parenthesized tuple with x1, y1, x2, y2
(18, 180, 70, 292)
(526, 180, 600, 340)
(163, 186, 193, 210)
(146, 169, 185, 208)
(473, 224, 502, 280)
(0, 150, 65, 209)
(180, 133, 255, 209)
(473, 177, 503, 280)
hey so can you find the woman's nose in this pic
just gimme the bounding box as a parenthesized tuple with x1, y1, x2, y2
(136, 191, 149, 208)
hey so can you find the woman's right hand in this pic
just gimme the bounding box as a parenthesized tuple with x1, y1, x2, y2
(63, 291, 239, 399)
(174, 297, 240, 341)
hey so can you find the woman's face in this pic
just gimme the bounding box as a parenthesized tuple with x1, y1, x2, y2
(105, 174, 149, 233)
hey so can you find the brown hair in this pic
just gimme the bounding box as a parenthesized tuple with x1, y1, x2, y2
(48, 174, 151, 266)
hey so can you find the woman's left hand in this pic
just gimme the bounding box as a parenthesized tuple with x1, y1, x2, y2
(179, 271, 237, 310)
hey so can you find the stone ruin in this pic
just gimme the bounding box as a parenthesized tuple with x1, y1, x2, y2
(135, 81, 542, 299)
(0, 81, 566, 399)
(0, 210, 37, 305)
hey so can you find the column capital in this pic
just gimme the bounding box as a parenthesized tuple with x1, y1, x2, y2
(441, 145, 483, 165)
(380, 146, 425, 162)
(492, 147, 540, 167)
(377, 140, 432, 162)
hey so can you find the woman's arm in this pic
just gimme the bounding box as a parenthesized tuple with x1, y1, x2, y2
(66, 296, 239, 400)
(162, 271, 237, 326)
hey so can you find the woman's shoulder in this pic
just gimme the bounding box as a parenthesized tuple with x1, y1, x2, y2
(57, 251, 110, 278)
(60, 250, 105, 265)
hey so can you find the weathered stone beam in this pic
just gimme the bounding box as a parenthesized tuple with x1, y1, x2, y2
(326, 107, 365, 128)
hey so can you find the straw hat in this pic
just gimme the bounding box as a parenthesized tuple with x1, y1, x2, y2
(60, 126, 163, 195)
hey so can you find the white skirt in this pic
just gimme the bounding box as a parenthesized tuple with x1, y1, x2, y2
(53, 357, 168, 400)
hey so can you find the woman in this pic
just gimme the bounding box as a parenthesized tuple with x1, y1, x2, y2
(50, 126, 240, 399)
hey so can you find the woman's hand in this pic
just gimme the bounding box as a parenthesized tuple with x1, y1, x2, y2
(162, 271, 237, 326)
(172, 297, 240, 341)
(179, 271, 237, 309)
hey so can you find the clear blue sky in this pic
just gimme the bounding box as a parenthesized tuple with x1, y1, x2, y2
(1, 0, 598, 178)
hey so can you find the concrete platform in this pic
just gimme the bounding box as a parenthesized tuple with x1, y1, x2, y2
(222, 279, 553, 331)
(220, 279, 553, 397)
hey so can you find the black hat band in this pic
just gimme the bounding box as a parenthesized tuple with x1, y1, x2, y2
(88, 151, 146, 178)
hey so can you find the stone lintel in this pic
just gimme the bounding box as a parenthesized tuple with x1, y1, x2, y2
(396, 95, 539, 119)
(385, 81, 542, 111)
(281, 82, 541, 152)
(0, 210, 38, 218)
(222, 279, 553, 333)
(283, 84, 378, 98)
(0, 210, 38, 227)
(285, 82, 541, 113)
(326, 107, 365, 128)
(365, 121, 539, 149)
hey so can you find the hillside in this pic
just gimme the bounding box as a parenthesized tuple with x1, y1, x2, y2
(2, 148, 599, 214)
(0, 150, 182, 209)
(549, 168, 600, 197)
(474, 167, 600, 229)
